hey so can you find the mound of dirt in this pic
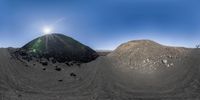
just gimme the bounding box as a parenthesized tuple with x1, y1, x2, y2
(107, 40, 200, 93)
(108, 40, 189, 72)
(16, 33, 99, 63)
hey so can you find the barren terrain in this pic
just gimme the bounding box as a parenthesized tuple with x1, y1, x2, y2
(0, 40, 200, 100)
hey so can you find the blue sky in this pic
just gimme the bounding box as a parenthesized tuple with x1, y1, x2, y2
(0, 0, 200, 50)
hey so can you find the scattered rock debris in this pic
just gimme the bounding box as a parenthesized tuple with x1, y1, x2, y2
(168, 55, 173, 58)
(40, 61, 48, 66)
(65, 61, 82, 66)
(162, 59, 174, 68)
(65, 62, 70, 66)
(55, 66, 62, 71)
(70, 73, 77, 77)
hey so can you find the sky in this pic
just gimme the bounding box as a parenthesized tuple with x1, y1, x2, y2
(0, 0, 200, 50)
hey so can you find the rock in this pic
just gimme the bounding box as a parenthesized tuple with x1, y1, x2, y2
(146, 58, 150, 62)
(167, 64, 170, 67)
(55, 67, 62, 71)
(65, 62, 70, 66)
(170, 63, 174, 66)
(40, 61, 48, 66)
(70, 73, 77, 77)
(168, 55, 173, 58)
(162, 59, 168, 64)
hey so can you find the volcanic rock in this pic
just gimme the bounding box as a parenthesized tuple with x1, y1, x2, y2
(70, 73, 77, 77)
(55, 66, 62, 71)
(40, 60, 48, 66)
(17, 33, 99, 63)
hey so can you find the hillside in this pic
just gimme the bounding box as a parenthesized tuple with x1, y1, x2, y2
(16, 33, 98, 63)
(107, 40, 200, 99)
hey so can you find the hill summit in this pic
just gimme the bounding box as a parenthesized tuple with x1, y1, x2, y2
(108, 40, 189, 73)
(18, 33, 98, 63)
(107, 40, 197, 91)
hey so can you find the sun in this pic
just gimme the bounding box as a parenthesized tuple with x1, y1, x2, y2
(43, 27, 52, 34)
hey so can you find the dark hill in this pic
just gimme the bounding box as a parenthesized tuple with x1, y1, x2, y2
(18, 33, 98, 63)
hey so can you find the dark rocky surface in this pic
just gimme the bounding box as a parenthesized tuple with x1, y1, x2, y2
(16, 33, 99, 63)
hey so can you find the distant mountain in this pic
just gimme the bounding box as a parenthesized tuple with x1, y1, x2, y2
(96, 50, 112, 56)
(18, 33, 99, 63)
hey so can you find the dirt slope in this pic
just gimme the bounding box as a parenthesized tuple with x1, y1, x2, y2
(107, 40, 200, 99)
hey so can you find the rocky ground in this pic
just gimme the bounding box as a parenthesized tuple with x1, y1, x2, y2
(107, 40, 200, 99)
(0, 40, 200, 100)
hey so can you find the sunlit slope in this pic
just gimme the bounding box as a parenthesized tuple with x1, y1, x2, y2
(107, 40, 200, 98)
(19, 33, 98, 63)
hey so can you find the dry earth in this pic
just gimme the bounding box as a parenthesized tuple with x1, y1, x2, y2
(0, 40, 200, 100)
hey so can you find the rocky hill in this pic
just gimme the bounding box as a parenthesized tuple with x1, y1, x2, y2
(107, 40, 200, 97)
(108, 40, 190, 73)
(16, 33, 99, 63)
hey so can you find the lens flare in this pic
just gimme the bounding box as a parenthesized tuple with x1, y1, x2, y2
(43, 27, 52, 34)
